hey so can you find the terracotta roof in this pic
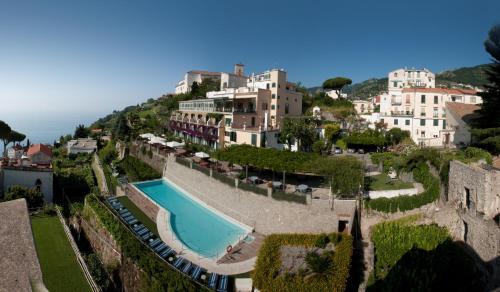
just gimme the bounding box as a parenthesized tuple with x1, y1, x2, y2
(446, 102, 480, 124)
(27, 144, 52, 158)
(402, 88, 477, 95)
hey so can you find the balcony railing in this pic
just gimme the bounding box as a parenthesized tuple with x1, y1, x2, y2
(390, 110, 414, 116)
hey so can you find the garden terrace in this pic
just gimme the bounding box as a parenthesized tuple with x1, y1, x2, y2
(252, 233, 353, 292)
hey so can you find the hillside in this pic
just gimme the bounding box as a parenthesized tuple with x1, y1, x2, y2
(309, 64, 492, 99)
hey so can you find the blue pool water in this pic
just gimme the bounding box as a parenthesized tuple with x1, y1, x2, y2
(134, 179, 248, 258)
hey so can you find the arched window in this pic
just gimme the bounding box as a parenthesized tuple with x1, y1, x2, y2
(35, 179, 42, 192)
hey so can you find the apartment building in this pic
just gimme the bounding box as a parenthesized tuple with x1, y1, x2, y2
(169, 68, 302, 149)
(379, 68, 482, 147)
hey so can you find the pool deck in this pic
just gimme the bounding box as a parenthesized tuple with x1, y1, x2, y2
(156, 209, 261, 275)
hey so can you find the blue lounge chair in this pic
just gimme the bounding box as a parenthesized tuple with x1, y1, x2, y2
(217, 275, 228, 292)
(208, 273, 219, 290)
(182, 261, 192, 274)
(190, 265, 203, 281)
(159, 247, 173, 258)
(174, 257, 185, 269)
(148, 238, 162, 248)
(112, 203, 123, 210)
(135, 227, 149, 236)
(141, 232, 153, 241)
(154, 243, 167, 253)
(119, 209, 129, 215)
(122, 214, 134, 221)
(132, 224, 145, 231)
(126, 218, 138, 225)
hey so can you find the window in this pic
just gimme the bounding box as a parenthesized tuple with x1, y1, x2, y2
(433, 119, 439, 126)
(405, 119, 410, 126)
(406, 94, 411, 104)
(251, 117, 255, 127)
(394, 72, 398, 77)
(251, 134, 257, 146)
(421, 107, 426, 117)
(224, 132, 230, 137)
(443, 120, 446, 129)
(420, 119, 426, 126)
(225, 118, 232, 126)
(421, 131, 425, 137)
(421, 95, 426, 103)
(434, 95, 438, 104)
(230, 132, 237, 142)
(417, 71, 420, 78)
(271, 105, 275, 110)
(471, 96, 476, 103)
(266, 83, 270, 89)
(380, 118, 384, 123)
(394, 118, 398, 125)
(393, 81, 398, 87)
(272, 82, 276, 88)
(277, 95, 280, 99)
(285, 104, 289, 114)
(262, 103, 268, 110)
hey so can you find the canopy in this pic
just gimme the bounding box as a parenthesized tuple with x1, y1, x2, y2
(139, 133, 155, 140)
(297, 184, 309, 191)
(166, 141, 185, 148)
(195, 152, 210, 159)
(148, 136, 166, 145)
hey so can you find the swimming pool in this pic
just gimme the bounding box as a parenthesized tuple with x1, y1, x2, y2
(133, 179, 249, 259)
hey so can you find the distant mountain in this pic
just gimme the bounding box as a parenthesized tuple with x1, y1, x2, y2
(308, 64, 492, 99)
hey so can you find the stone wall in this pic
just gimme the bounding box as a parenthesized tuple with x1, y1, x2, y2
(126, 184, 159, 222)
(447, 160, 500, 264)
(129, 142, 167, 174)
(78, 216, 121, 267)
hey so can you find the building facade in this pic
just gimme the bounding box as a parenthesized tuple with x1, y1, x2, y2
(67, 138, 98, 155)
(379, 68, 482, 147)
(169, 68, 302, 149)
(443, 102, 480, 148)
(175, 70, 222, 94)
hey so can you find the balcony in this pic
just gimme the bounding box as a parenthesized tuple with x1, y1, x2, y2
(390, 110, 414, 116)
(391, 99, 402, 105)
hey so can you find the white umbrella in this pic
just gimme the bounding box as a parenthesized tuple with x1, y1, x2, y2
(166, 141, 185, 148)
(195, 152, 210, 159)
(148, 136, 166, 145)
(140, 133, 155, 140)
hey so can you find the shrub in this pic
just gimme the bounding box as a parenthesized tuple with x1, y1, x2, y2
(117, 156, 161, 182)
(5, 185, 44, 208)
(253, 233, 352, 292)
(271, 190, 307, 204)
(314, 233, 330, 248)
(99, 141, 117, 164)
(305, 251, 333, 275)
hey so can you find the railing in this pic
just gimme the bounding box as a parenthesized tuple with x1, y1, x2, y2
(56, 208, 101, 292)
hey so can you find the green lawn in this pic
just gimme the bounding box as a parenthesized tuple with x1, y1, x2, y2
(366, 174, 414, 191)
(117, 196, 159, 236)
(31, 215, 91, 292)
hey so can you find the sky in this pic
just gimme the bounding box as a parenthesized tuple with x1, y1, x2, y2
(0, 0, 499, 116)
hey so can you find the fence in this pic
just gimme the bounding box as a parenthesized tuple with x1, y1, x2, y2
(55, 207, 101, 292)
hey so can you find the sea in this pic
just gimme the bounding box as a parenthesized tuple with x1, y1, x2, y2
(0, 111, 107, 153)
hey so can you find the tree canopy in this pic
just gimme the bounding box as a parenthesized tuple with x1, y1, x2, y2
(0, 121, 26, 156)
(280, 117, 318, 151)
(322, 77, 352, 98)
(475, 25, 500, 128)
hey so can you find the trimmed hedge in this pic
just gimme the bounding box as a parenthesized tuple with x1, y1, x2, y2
(271, 190, 307, 204)
(83, 195, 207, 292)
(211, 170, 236, 187)
(366, 162, 440, 213)
(253, 233, 352, 292)
(237, 181, 268, 196)
(175, 156, 191, 168)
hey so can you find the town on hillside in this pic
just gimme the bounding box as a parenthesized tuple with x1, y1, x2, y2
(1, 23, 500, 292)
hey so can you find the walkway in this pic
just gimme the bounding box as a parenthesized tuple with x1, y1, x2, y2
(92, 154, 109, 196)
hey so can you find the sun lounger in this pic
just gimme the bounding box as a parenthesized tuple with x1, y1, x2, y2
(159, 247, 173, 258)
(107, 197, 118, 203)
(132, 223, 144, 231)
(208, 273, 219, 290)
(112, 203, 123, 210)
(217, 275, 228, 292)
(140, 232, 153, 241)
(182, 261, 192, 274)
(135, 227, 149, 236)
(154, 242, 167, 253)
(174, 257, 185, 269)
(118, 208, 129, 214)
(190, 265, 203, 280)
(122, 213, 134, 220)
(126, 218, 138, 225)
(148, 238, 162, 248)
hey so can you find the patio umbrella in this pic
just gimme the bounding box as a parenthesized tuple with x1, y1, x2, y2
(167, 141, 185, 148)
(297, 184, 309, 192)
(195, 152, 210, 159)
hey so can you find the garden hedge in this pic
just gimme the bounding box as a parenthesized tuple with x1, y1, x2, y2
(253, 233, 352, 292)
(83, 195, 207, 292)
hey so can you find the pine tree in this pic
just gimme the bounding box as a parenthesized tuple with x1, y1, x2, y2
(475, 25, 500, 128)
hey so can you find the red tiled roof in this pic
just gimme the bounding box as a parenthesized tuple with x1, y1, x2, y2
(402, 88, 477, 95)
(27, 144, 52, 158)
(445, 102, 480, 124)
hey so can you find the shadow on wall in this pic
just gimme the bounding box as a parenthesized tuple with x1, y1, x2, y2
(367, 240, 499, 292)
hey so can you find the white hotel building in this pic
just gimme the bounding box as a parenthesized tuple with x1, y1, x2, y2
(378, 68, 482, 147)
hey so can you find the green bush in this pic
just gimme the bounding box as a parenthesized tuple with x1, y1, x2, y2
(305, 251, 333, 275)
(271, 190, 307, 204)
(99, 141, 117, 164)
(237, 181, 268, 196)
(4, 185, 44, 208)
(83, 195, 206, 291)
(117, 156, 161, 182)
(314, 233, 330, 248)
(253, 233, 352, 292)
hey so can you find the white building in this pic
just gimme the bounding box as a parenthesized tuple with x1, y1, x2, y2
(442, 102, 480, 148)
(378, 68, 482, 147)
(353, 100, 374, 115)
(67, 138, 97, 155)
(175, 70, 222, 94)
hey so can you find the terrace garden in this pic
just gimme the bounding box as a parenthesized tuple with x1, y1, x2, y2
(253, 233, 352, 292)
(31, 214, 91, 292)
(368, 215, 488, 291)
(365, 173, 413, 191)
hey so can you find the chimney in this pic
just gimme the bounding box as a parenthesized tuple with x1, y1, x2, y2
(234, 64, 244, 77)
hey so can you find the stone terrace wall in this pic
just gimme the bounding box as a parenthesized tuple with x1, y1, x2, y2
(126, 184, 159, 223)
(129, 142, 167, 174)
(163, 155, 355, 235)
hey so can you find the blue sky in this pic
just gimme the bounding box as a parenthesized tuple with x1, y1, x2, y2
(1, 0, 499, 115)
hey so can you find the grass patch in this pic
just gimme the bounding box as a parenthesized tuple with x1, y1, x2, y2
(117, 196, 159, 237)
(365, 174, 413, 191)
(253, 233, 352, 292)
(31, 215, 91, 292)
